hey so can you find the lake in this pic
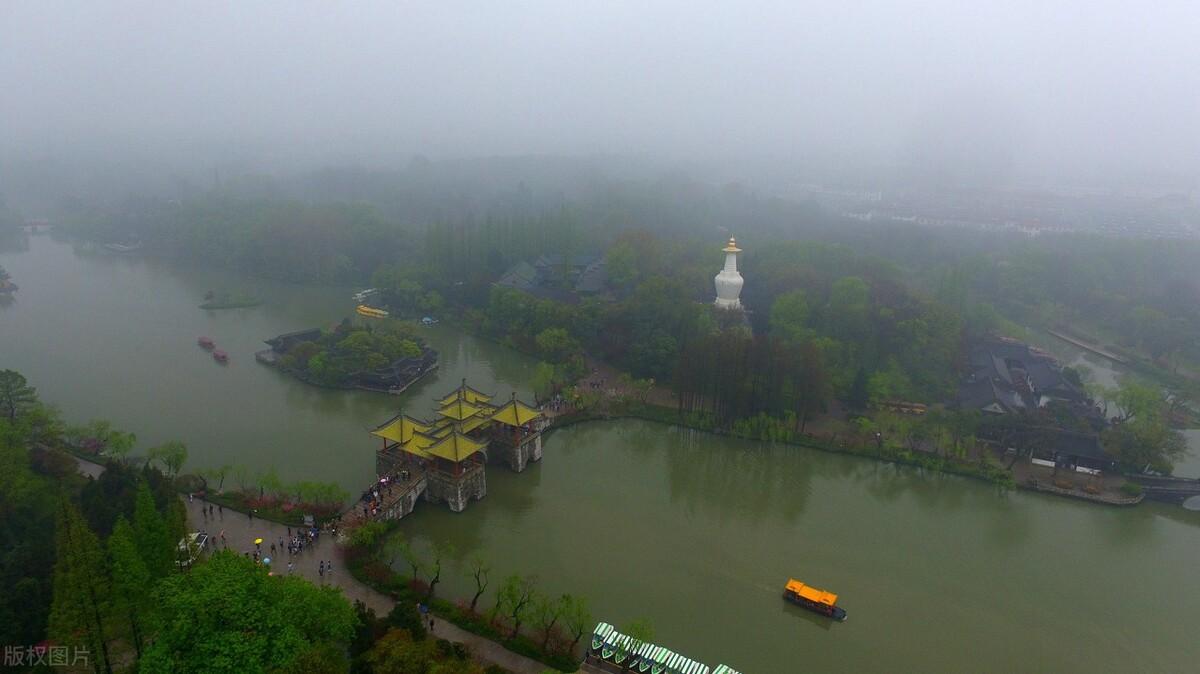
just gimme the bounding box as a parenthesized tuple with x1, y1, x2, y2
(3, 235, 1199, 672)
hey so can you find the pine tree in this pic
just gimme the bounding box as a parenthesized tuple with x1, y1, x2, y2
(132, 481, 173, 580)
(48, 496, 113, 674)
(107, 516, 152, 656)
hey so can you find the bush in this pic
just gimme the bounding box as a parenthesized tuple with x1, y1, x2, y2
(1119, 482, 1144, 497)
(386, 600, 427, 641)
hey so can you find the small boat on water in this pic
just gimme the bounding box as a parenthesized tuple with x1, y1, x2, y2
(601, 630, 620, 660)
(591, 622, 614, 651)
(352, 288, 379, 302)
(197, 336, 215, 350)
(650, 647, 671, 674)
(783, 577, 847, 621)
(636, 643, 654, 672)
(212, 349, 229, 364)
(103, 241, 143, 253)
(355, 304, 389, 318)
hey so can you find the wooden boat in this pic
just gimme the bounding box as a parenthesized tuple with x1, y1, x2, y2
(356, 304, 389, 318)
(212, 349, 229, 364)
(783, 577, 846, 621)
(197, 336, 215, 350)
(591, 622, 614, 651)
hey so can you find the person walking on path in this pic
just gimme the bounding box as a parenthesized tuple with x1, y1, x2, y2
(287, 561, 294, 575)
(326, 560, 332, 578)
(218, 504, 223, 518)
(318, 560, 325, 579)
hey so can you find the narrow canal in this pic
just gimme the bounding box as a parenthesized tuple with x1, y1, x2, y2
(3, 236, 1199, 672)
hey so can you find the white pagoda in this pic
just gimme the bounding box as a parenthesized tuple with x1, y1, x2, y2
(713, 236, 744, 310)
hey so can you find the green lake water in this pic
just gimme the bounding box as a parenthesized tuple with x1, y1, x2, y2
(3, 236, 1199, 672)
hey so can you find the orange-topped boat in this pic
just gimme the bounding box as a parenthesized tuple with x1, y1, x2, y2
(198, 336, 215, 350)
(783, 578, 847, 621)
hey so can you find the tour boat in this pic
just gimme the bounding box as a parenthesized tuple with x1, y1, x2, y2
(355, 304, 389, 318)
(713, 665, 742, 674)
(782, 578, 847, 621)
(352, 288, 379, 302)
(197, 336, 215, 350)
(212, 349, 229, 364)
(591, 622, 614, 651)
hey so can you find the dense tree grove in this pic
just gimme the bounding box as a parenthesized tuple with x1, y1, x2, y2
(279, 320, 426, 387)
(0, 373, 361, 673)
(51, 169, 1200, 415)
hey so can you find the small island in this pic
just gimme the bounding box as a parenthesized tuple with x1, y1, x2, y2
(199, 289, 261, 310)
(257, 319, 437, 393)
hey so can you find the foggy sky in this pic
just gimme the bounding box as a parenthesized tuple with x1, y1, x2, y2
(2, 1, 1198, 189)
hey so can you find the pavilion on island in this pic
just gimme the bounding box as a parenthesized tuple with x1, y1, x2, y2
(370, 380, 545, 512)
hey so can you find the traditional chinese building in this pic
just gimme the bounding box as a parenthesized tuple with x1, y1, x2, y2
(369, 380, 545, 513)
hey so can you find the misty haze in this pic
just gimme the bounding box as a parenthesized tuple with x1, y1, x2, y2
(2, 3, 1199, 673)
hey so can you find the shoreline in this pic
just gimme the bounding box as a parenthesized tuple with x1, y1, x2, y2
(544, 405, 1156, 508)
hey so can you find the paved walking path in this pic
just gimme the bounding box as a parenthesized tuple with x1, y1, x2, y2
(184, 497, 552, 674)
(72, 457, 553, 673)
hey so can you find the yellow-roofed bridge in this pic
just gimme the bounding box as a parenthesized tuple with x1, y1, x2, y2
(344, 380, 546, 522)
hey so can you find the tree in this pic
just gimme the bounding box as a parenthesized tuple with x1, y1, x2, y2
(49, 496, 113, 674)
(0, 428, 57, 648)
(468, 554, 491, 612)
(107, 516, 152, 656)
(769, 290, 812, 343)
(206, 464, 232, 492)
(1103, 416, 1187, 474)
(424, 541, 452, 602)
(255, 466, 283, 499)
(562, 595, 593, 657)
(139, 551, 356, 673)
(1115, 381, 1164, 423)
(398, 540, 423, 583)
(535, 328, 579, 362)
(384, 600, 427, 641)
(147, 441, 188, 478)
(533, 593, 569, 651)
(0, 369, 37, 420)
(846, 368, 870, 411)
(133, 480, 175, 579)
(361, 628, 483, 674)
(494, 574, 537, 638)
(531, 362, 558, 404)
(618, 618, 654, 672)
